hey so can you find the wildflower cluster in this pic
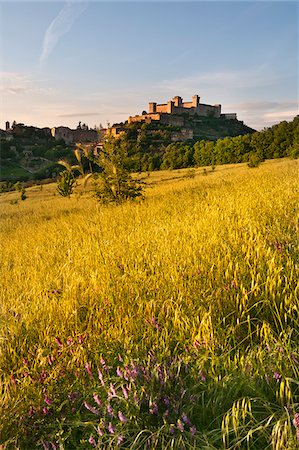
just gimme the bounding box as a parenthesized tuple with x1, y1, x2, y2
(293, 413, 299, 442)
(80, 355, 199, 447)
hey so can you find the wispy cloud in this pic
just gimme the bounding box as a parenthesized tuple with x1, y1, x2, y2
(0, 72, 53, 95)
(227, 100, 298, 130)
(159, 67, 285, 96)
(58, 111, 130, 118)
(39, 2, 87, 64)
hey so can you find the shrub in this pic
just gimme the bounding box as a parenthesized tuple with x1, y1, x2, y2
(56, 170, 76, 197)
(247, 152, 262, 168)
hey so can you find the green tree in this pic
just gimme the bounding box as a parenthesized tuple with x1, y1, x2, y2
(56, 148, 84, 197)
(84, 137, 144, 204)
(56, 170, 76, 197)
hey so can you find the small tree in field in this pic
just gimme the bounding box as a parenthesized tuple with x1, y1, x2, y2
(247, 152, 262, 168)
(82, 136, 144, 204)
(56, 149, 84, 197)
(57, 170, 76, 197)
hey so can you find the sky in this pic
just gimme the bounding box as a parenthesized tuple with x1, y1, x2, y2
(0, 1, 298, 131)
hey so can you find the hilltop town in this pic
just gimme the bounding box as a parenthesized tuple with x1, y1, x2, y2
(1, 94, 255, 182)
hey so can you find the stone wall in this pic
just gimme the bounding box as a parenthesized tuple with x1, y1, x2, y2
(52, 127, 98, 144)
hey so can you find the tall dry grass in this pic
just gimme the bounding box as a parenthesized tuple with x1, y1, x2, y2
(0, 159, 298, 449)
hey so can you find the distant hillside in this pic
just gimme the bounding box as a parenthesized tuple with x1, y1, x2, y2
(190, 115, 255, 140)
(109, 116, 298, 172)
(1, 116, 298, 185)
(0, 124, 76, 182)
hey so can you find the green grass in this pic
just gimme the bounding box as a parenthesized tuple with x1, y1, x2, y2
(0, 159, 298, 449)
(0, 162, 31, 180)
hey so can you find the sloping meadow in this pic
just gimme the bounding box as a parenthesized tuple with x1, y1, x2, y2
(0, 159, 298, 449)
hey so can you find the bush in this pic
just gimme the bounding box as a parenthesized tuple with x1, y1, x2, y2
(83, 138, 144, 204)
(247, 152, 262, 168)
(56, 171, 76, 197)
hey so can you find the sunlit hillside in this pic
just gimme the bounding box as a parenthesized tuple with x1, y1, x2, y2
(0, 159, 298, 449)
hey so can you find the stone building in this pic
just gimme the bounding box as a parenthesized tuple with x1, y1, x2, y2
(128, 94, 227, 125)
(51, 122, 99, 144)
(149, 95, 221, 117)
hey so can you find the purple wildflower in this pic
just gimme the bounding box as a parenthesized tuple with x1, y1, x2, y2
(200, 370, 206, 382)
(43, 441, 50, 450)
(85, 362, 93, 379)
(107, 403, 114, 417)
(55, 337, 63, 347)
(44, 395, 52, 406)
(98, 368, 105, 386)
(100, 357, 107, 371)
(274, 372, 281, 382)
(93, 393, 102, 407)
(117, 435, 124, 446)
(293, 413, 299, 428)
(39, 370, 47, 384)
(182, 413, 191, 426)
(177, 419, 184, 432)
(88, 436, 97, 447)
(84, 401, 100, 415)
(116, 367, 123, 378)
(163, 396, 170, 407)
(109, 383, 117, 397)
(169, 425, 175, 434)
(150, 316, 161, 331)
(190, 425, 197, 435)
(108, 422, 115, 434)
(121, 385, 129, 399)
(123, 366, 129, 381)
(149, 403, 158, 415)
(274, 241, 283, 253)
(118, 410, 127, 423)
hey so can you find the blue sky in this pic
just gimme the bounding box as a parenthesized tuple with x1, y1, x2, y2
(0, 1, 298, 130)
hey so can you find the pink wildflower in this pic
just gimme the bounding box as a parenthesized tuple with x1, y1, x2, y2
(108, 422, 115, 434)
(93, 393, 102, 407)
(85, 362, 93, 379)
(88, 436, 97, 447)
(118, 410, 127, 423)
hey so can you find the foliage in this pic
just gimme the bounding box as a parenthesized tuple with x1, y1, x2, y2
(83, 137, 144, 204)
(56, 170, 77, 197)
(56, 149, 85, 197)
(247, 152, 263, 168)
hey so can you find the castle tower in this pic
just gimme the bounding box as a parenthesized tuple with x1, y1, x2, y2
(192, 95, 200, 108)
(167, 100, 174, 114)
(5, 121, 10, 131)
(172, 96, 183, 107)
(149, 102, 157, 113)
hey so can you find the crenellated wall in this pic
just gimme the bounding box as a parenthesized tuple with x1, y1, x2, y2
(148, 95, 221, 118)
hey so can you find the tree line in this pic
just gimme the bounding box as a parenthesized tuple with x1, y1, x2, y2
(120, 116, 299, 171)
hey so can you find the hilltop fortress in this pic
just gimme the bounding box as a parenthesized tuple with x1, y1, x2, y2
(127, 94, 237, 126)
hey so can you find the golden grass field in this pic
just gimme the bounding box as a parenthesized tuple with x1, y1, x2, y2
(0, 158, 298, 449)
